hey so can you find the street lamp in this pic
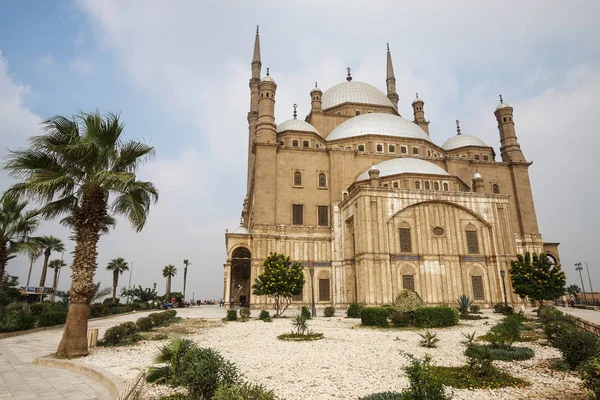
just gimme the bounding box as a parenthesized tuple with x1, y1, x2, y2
(500, 269, 508, 309)
(127, 261, 134, 304)
(585, 261, 595, 304)
(309, 267, 317, 318)
(576, 263, 587, 302)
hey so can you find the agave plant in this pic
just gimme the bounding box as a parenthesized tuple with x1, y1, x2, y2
(292, 313, 309, 335)
(461, 331, 477, 346)
(456, 294, 474, 317)
(419, 330, 439, 348)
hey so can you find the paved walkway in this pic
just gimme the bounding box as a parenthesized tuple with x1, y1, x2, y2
(556, 306, 600, 325)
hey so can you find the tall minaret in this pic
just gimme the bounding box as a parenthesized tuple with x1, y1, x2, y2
(243, 26, 262, 226)
(494, 95, 525, 162)
(386, 43, 399, 110)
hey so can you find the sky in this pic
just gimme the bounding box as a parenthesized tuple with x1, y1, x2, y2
(1, 0, 599, 299)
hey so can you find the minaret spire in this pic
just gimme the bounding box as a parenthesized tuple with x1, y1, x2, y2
(252, 25, 261, 66)
(386, 43, 399, 110)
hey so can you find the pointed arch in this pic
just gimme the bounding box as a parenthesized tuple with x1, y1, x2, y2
(387, 200, 492, 228)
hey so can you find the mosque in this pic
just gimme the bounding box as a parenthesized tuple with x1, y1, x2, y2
(223, 28, 559, 309)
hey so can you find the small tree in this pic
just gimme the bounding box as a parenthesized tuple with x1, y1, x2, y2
(509, 252, 566, 306)
(252, 252, 304, 317)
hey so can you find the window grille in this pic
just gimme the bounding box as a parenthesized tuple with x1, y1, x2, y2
(303, 141, 309, 148)
(318, 206, 329, 226)
(294, 171, 302, 186)
(393, 182, 398, 188)
(413, 147, 419, 155)
(318, 173, 327, 188)
(400, 228, 412, 253)
(292, 140, 299, 147)
(319, 279, 330, 301)
(434, 182, 439, 190)
(466, 230, 479, 254)
(401, 147, 407, 154)
(483, 155, 489, 161)
(471, 276, 484, 300)
(425, 181, 430, 190)
(474, 154, 480, 160)
(402, 275, 415, 291)
(358, 145, 365, 152)
(415, 181, 420, 189)
(292, 204, 303, 225)
(443, 183, 449, 191)
(389, 145, 395, 153)
(376, 144, 383, 152)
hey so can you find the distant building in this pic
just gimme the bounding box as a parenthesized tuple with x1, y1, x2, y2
(224, 28, 559, 308)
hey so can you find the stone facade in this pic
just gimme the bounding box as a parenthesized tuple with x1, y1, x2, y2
(224, 29, 559, 309)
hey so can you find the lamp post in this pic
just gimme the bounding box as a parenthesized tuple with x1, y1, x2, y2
(576, 263, 586, 302)
(585, 262, 595, 304)
(500, 269, 508, 309)
(127, 261, 134, 304)
(309, 266, 317, 318)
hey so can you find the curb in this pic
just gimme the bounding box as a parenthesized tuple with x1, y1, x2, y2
(33, 356, 125, 400)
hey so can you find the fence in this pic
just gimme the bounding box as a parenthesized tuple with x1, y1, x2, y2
(564, 313, 600, 337)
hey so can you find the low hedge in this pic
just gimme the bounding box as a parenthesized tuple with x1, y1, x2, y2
(389, 309, 411, 327)
(37, 311, 68, 327)
(554, 328, 600, 369)
(466, 343, 534, 361)
(324, 306, 335, 317)
(359, 392, 405, 400)
(361, 307, 389, 327)
(413, 306, 459, 328)
(347, 303, 363, 318)
(136, 316, 154, 332)
(103, 321, 140, 346)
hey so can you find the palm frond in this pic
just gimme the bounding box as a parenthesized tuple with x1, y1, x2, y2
(111, 181, 159, 232)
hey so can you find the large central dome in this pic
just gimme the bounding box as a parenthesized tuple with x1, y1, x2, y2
(321, 81, 394, 110)
(327, 113, 432, 142)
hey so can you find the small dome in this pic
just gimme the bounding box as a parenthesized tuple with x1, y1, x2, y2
(321, 81, 393, 110)
(261, 75, 275, 83)
(231, 226, 250, 235)
(495, 102, 511, 111)
(357, 158, 448, 181)
(442, 134, 488, 151)
(327, 113, 431, 142)
(473, 172, 483, 180)
(276, 119, 319, 135)
(412, 96, 424, 104)
(311, 86, 322, 92)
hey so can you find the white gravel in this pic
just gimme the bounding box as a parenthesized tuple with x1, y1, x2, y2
(82, 310, 585, 400)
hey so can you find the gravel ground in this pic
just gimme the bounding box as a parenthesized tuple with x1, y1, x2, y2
(81, 310, 585, 400)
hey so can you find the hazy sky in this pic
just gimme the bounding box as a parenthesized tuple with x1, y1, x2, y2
(1, 1, 599, 299)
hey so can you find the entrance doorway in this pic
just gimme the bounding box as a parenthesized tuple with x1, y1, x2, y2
(231, 247, 251, 307)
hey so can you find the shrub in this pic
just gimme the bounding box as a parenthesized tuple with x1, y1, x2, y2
(292, 313, 309, 335)
(554, 329, 600, 369)
(301, 306, 311, 319)
(393, 289, 423, 314)
(147, 338, 198, 384)
(258, 310, 271, 322)
(456, 295, 473, 317)
(543, 316, 575, 341)
(324, 306, 335, 317)
(493, 303, 513, 314)
(347, 302, 363, 318)
(360, 307, 389, 327)
(239, 308, 251, 322)
(538, 305, 564, 323)
(226, 309, 237, 321)
(0, 303, 35, 332)
(389, 310, 411, 327)
(466, 343, 534, 361)
(469, 304, 481, 314)
(178, 347, 241, 399)
(419, 330, 439, 348)
(136, 316, 154, 332)
(413, 306, 459, 328)
(213, 382, 277, 400)
(102, 321, 140, 346)
(90, 303, 106, 318)
(580, 357, 600, 400)
(359, 392, 405, 400)
(149, 310, 177, 326)
(401, 355, 450, 400)
(37, 311, 67, 327)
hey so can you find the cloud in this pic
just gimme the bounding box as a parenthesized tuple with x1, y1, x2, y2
(68, 59, 94, 76)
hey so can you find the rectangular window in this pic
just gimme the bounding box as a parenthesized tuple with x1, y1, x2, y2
(471, 276, 484, 300)
(402, 275, 415, 291)
(466, 230, 479, 254)
(399, 228, 412, 253)
(319, 278, 330, 301)
(318, 206, 329, 227)
(292, 204, 303, 225)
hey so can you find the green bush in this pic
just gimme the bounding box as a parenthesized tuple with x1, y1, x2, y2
(226, 309, 237, 321)
(0, 303, 35, 332)
(413, 306, 459, 328)
(538, 305, 563, 323)
(149, 310, 178, 326)
(360, 307, 389, 327)
(543, 316, 575, 341)
(389, 310, 411, 327)
(239, 308, 251, 322)
(37, 311, 67, 327)
(493, 303, 513, 314)
(258, 310, 271, 322)
(136, 316, 154, 332)
(324, 306, 335, 317)
(102, 321, 140, 346)
(554, 329, 600, 369)
(470, 304, 481, 314)
(347, 302, 363, 318)
(359, 392, 405, 400)
(580, 357, 600, 400)
(178, 347, 241, 399)
(393, 289, 423, 314)
(213, 382, 277, 400)
(301, 306, 311, 319)
(90, 303, 105, 318)
(147, 338, 197, 384)
(401, 355, 450, 400)
(466, 343, 534, 361)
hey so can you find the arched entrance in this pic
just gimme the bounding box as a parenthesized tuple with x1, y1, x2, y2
(231, 247, 251, 307)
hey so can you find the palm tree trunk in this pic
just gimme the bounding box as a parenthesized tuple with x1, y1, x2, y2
(112, 270, 118, 303)
(39, 248, 51, 287)
(56, 189, 106, 358)
(166, 276, 171, 302)
(0, 242, 8, 283)
(50, 268, 59, 302)
(26, 257, 34, 287)
(183, 266, 187, 300)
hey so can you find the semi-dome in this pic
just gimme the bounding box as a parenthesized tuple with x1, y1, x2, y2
(231, 225, 250, 235)
(441, 134, 488, 151)
(327, 113, 432, 142)
(321, 81, 393, 110)
(276, 119, 319, 135)
(357, 158, 449, 181)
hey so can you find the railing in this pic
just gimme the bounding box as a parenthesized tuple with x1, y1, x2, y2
(564, 314, 600, 337)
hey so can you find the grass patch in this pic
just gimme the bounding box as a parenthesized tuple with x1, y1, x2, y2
(277, 333, 324, 341)
(431, 366, 529, 390)
(154, 318, 219, 337)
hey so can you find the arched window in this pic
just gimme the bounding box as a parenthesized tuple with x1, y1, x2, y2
(389, 145, 395, 153)
(318, 173, 327, 188)
(425, 181, 430, 190)
(376, 144, 383, 152)
(356, 110, 360, 116)
(292, 140, 299, 147)
(443, 182, 449, 191)
(358, 145, 365, 152)
(465, 225, 479, 254)
(474, 155, 480, 160)
(492, 184, 500, 194)
(393, 182, 398, 188)
(293, 171, 302, 186)
(401, 146, 407, 154)
(428, 150, 431, 156)
(503, 117, 506, 122)
(415, 181, 420, 189)
(434, 182, 439, 190)
(303, 141, 309, 148)
(483, 155, 489, 161)
(413, 147, 419, 155)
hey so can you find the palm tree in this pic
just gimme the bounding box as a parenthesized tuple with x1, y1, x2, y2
(37, 236, 65, 288)
(91, 282, 112, 303)
(4, 111, 158, 358)
(183, 259, 191, 301)
(25, 242, 43, 287)
(106, 257, 129, 303)
(163, 265, 177, 302)
(49, 258, 67, 301)
(0, 195, 40, 282)
(567, 284, 582, 300)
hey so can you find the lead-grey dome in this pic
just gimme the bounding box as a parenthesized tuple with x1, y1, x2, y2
(277, 119, 319, 135)
(231, 226, 250, 235)
(357, 158, 448, 181)
(321, 81, 393, 110)
(327, 113, 432, 142)
(441, 134, 488, 151)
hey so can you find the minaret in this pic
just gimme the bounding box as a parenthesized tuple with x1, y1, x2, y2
(494, 95, 525, 162)
(386, 43, 399, 110)
(255, 68, 277, 143)
(310, 82, 322, 113)
(412, 93, 430, 134)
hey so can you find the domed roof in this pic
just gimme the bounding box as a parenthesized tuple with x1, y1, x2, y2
(495, 102, 511, 111)
(441, 134, 488, 151)
(277, 119, 319, 135)
(321, 81, 393, 110)
(327, 113, 431, 142)
(261, 75, 274, 83)
(357, 158, 449, 181)
(231, 225, 250, 235)
(473, 172, 483, 180)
